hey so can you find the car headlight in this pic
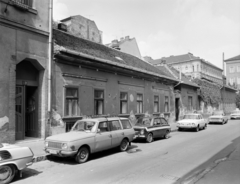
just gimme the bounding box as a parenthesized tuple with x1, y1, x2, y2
(140, 129, 144, 135)
(192, 123, 195, 126)
(45, 141, 48, 147)
(61, 143, 68, 150)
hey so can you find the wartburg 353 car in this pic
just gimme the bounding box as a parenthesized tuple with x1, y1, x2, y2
(44, 117, 135, 164)
(133, 116, 171, 143)
(177, 113, 208, 132)
(0, 143, 34, 184)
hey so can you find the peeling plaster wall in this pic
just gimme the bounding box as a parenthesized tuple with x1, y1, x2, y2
(51, 61, 176, 133)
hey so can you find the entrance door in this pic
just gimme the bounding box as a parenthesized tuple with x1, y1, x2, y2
(175, 98, 180, 121)
(25, 86, 38, 137)
(16, 86, 25, 140)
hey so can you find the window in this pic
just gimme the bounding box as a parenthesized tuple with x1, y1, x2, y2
(98, 121, 109, 132)
(137, 94, 143, 113)
(229, 78, 235, 85)
(188, 96, 192, 110)
(121, 119, 132, 129)
(154, 95, 159, 113)
(164, 96, 169, 112)
(230, 66, 235, 73)
(160, 118, 168, 126)
(120, 92, 128, 114)
(237, 66, 240, 72)
(94, 90, 104, 115)
(237, 78, 240, 85)
(12, 0, 33, 7)
(65, 88, 78, 116)
(109, 120, 122, 131)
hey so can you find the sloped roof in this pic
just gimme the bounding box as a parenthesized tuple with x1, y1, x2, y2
(151, 53, 222, 71)
(155, 65, 199, 88)
(53, 29, 177, 82)
(225, 55, 240, 62)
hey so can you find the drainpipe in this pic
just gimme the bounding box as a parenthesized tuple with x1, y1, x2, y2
(48, 0, 53, 131)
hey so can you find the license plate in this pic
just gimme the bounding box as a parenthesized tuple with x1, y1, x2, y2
(49, 149, 57, 154)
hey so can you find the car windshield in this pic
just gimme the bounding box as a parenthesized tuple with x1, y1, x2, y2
(136, 117, 152, 126)
(183, 115, 198, 120)
(71, 121, 96, 132)
(213, 111, 223, 115)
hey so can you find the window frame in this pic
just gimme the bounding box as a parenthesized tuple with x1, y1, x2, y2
(230, 66, 235, 73)
(164, 96, 169, 113)
(94, 89, 104, 115)
(64, 87, 79, 117)
(136, 93, 143, 114)
(153, 95, 159, 113)
(120, 92, 128, 114)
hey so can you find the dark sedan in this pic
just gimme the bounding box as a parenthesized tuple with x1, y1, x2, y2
(133, 116, 171, 143)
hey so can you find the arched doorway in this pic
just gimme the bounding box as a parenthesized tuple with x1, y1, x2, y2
(15, 60, 40, 140)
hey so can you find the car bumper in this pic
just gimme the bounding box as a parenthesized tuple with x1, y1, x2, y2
(44, 148, 78, 157)
(209, 119, 223, 123)
(177, 125, 197, 129)
(230, 116, 240, 119)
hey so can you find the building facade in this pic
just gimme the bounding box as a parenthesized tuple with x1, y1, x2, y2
(224, 55, 240, 89)
(150, 53, 223, 85)
(51, 27, 179, 134)
(0, 0, 50, 143)
(107, 36, 142, 59)
(60, 15, 102, 44)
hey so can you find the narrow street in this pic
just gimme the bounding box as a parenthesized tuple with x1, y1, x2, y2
(13, 120, 240, 184)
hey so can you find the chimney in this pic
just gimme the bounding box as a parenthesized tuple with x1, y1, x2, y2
(120, 37, 124, 42)
(125, 36, 130, 40)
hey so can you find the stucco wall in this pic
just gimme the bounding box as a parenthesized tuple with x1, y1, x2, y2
(51, 61, 175, 132)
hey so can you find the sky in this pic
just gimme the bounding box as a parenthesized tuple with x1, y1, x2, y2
(53, 0, 240, 69)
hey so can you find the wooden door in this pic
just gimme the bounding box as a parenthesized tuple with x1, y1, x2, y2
(15, 86, 25, 140)
(25, 87, 38, 137)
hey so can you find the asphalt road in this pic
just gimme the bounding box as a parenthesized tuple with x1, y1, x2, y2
(13, 120, 240, 184)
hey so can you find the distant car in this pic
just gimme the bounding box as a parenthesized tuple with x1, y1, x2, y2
(177, 114, 207, 132)
(230, 110, 240, 120)
(0, 143, 34, 184)
(208, 111, 228, 124)
(44, 117, 135, 164)
(133, 116, 171, 143)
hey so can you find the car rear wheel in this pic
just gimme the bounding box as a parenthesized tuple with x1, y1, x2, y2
(0, 165, 16, 184)
(75, 146, 89, 164)
(164, 131, 170, 139)
(146, 133, 153, 143)
(119, 138, 129, 152)
(203, 124, 207, 129)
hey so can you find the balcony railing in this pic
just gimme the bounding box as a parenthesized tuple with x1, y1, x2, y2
(11, 0, 33, 9)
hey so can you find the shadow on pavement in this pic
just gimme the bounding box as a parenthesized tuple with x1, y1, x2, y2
(174, 136, 240, 184)
(46, 144, 140, 164)
(12, 168, 42, 183)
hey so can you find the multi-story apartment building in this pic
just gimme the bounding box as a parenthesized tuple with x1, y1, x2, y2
(60, 15, 102, 44)
(224, 55, 240, 89)
(106, 36, 142, 59)
(150, 53, 223, 85)
(0, 0, 50, 143)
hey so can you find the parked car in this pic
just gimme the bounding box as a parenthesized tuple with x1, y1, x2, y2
(44, 117, 135, 164)
(0, 143, 34, 184)
(177, 113, 207, 132)
(133, 116, 171, 143)
(230, 110, 240, 120)
(208, 111, 228, 124)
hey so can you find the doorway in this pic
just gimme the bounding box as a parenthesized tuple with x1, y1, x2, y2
(15, 60, 39, 140)
(175, 98, 180, 121)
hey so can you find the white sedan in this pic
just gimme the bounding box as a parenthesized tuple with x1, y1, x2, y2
(177, 114, 207, 132)
(208, 111, 228, 124)
(230, 110, 240, 120)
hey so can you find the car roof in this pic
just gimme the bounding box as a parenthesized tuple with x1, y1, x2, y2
(78, 117, 128, 122)
(184, 113, 201, 116)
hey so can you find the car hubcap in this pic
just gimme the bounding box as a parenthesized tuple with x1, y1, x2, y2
(121, 140, 128, 150)
(147, 134, 152, 142)
(0, 166, 11, 181)
(80, 150, 87, 160)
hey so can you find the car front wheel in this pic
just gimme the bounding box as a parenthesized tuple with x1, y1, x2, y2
(164, 131, 170, 139)
(75, 146, 89, 164)
(195, 126, 199, 132)
(0, 165, 16, 184)
(146, 133, 153, 143)
(119, 138, 129, 152)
